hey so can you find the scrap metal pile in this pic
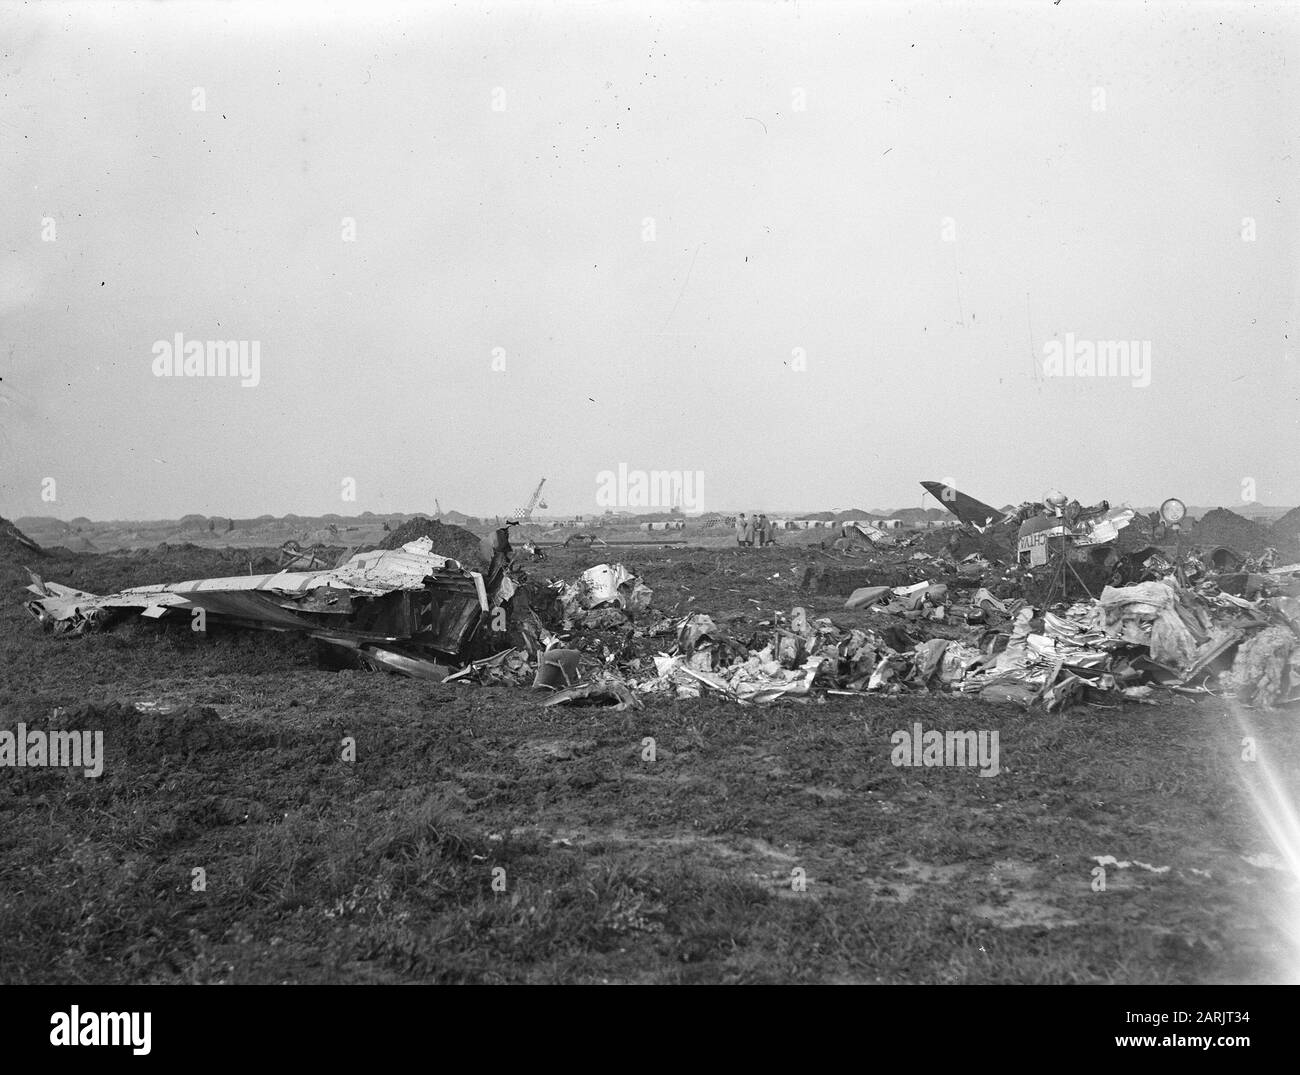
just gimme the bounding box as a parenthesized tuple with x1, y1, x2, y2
(449, 550, 1300, 712)
(499, 564, 1300, 712)
(21, 510, 1300, 712)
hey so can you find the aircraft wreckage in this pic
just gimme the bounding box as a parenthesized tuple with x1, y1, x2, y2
(18, 507, 1300, 709)
(921, 480, 1136, 566)
(24, 538, 491, 678)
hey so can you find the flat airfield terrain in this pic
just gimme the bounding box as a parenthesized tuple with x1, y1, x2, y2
(2, 542, 1297, 984)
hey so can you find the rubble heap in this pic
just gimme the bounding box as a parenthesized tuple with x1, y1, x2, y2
(20, 491, 1300, 714)
(470, 550, 1300, 713)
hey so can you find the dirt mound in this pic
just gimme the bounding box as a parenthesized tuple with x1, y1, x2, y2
(379, 517, 484, 565)
(1269, 507, 1300, 553)
(1188, 508, 1270, 554)
(1272, 506, 1300, 530)
(0, 516, 44, 560)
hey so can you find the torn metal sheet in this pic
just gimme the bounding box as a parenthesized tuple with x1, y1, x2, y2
(1071, 507, 1136, 547)
(850, 522, 895, 545)
(559, 563, 652, 614)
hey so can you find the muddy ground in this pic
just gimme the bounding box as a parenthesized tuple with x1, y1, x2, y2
(1, 543, 1297, 984)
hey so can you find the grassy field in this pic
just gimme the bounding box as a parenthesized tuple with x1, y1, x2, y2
(1, 543, 1297, 984)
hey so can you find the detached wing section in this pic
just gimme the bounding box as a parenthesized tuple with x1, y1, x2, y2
(25, 538, 489, 658)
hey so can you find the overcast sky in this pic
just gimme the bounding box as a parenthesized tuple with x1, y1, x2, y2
(2, 0, 1296, 520)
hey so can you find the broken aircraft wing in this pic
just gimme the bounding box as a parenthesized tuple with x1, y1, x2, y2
(24, 537, 490, 657)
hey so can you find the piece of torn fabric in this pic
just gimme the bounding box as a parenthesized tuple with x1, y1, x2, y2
(1098, 581, 1200, 669)
(1222, 625, 1295, 708)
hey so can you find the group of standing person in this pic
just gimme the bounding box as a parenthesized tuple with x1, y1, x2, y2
(735, 513, 775, 547)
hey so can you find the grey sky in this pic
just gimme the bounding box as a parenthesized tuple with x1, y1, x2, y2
(2, 0, 1296, 520)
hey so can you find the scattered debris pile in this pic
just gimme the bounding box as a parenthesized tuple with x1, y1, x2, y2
(19, 496, 1300, 714)
(542, 566, 1297, 712)
(443, 548, 1299, 710)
